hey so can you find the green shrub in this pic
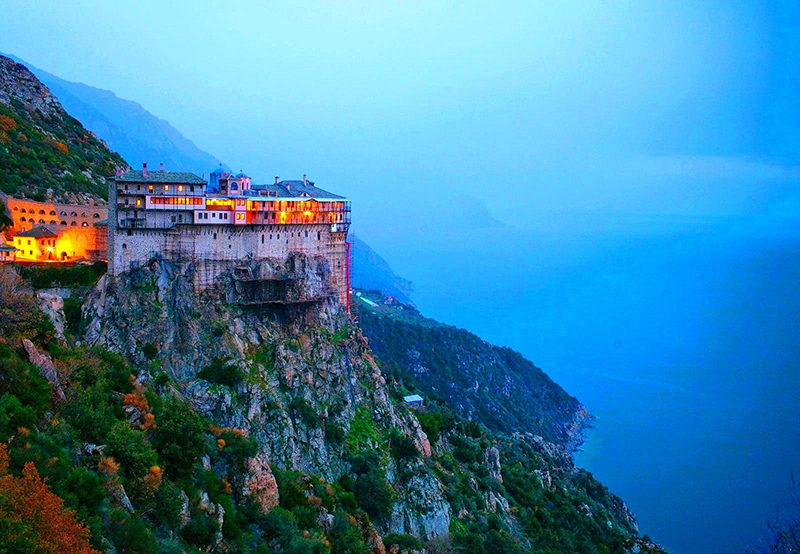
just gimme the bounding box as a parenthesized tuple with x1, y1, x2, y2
(142, 343, 158, 360)
(329, 510, 369, 554)
(152, 398, 207, 479)
(384, 533, 424, 551)
(416, 409, 454, 444)
(62, 296, 83, 336)
(110, 510, 159, 554)
(198, 357, 244, 388)
(289, 397, 320, 428)
(105, 422, 158, 479)
(325, 422, 346, 445)
(389, 428, 419, 461)
(181, 513, 219, 547)
(353, 468, 395, 523)
(345, 408, 378, 452)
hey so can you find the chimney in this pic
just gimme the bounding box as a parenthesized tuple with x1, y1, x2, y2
(303, 174, 307, 185)
(159, 162, 164, 172)
(275, 176, 279, 184)
(142, 162, 148, 179)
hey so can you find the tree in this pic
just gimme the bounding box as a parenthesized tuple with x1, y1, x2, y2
(0, 444, 99, 554)
(152, 398, 206, 478)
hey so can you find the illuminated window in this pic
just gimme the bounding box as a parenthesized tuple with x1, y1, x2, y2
(136, 199, 142, 207)
(164, 185, 170, 192)
(148, 185, 154, 192)
(178, 185, 184, 192)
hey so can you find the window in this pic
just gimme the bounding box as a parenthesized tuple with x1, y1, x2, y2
(171, 216, 176, 223)
(39, 209, 45, 214)
(213, 233, 217, 240)
(20, 217, 26, 222)
(148, 185, 154, 192)
(94, 213, 100, 218)
(82, 222, 88, 227)
(190, 186, 195, 193)
(61, 221, 66, 226)
(122, 243, 127, 249)
(71, 222, 77, 226)
(261, 235, 264, 244)
(49, 210, 56, 215)
(178, 185, 183, 192)
(164, 185, 170, 192)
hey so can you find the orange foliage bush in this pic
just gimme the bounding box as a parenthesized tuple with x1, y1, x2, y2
(97, 456, 119, 477)
(221, 476, 232, 494)
(53, 141, 69, 155)
(217, 438, 226, 451)
(0, 114, 16, 132)
(0, 444, 99, 554)
(143, 465, 162, 494)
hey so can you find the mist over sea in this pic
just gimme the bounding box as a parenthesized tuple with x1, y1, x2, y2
(372, 212, 800, 554)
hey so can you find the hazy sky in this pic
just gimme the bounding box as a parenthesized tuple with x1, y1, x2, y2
(3, 1, 799, 238)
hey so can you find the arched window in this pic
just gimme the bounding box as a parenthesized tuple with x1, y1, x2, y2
(93, 213, 100, 218)
(122, 243, 128, 249)
(82, 222, 88, 227)
(39, 209, 45, 214)
(60, 211, 67, 216)
(20, 208, 26, 213)
(71, 212, 77, 217)
(61, 221, 67, 226)
(49, 210, 56, 215)
(12, 207, 18, 211)
(38, 219, 44, 223)
(49, 220, 56, 224)
(70, 221, 77, 226)
(20, 216, 26, 222)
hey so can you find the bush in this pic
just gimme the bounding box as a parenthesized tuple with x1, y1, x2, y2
(181, 513, 219, 547)
(62, 296, 83, 336)
(353, 468, 395, 523)
(198, 357, 244, 388)
(389, 428, 419, 461)
(105, 422, 158, 479)
(329, 511, 369, 554)
(416, 409, 454, 444)
(345, 408, 378, 452)
(110, 510, 159, 554)
(384, 533, 424, 551)
(152, 398, 206, 479)
(289, 397, 320, 428)
(142, 343, 158, 360)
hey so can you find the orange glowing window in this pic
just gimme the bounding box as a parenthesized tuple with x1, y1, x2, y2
(148, 184, 154, 192)
(164, 185, 170, 192)
(178, 185, 184, 192)
(136, 199, 142, 207)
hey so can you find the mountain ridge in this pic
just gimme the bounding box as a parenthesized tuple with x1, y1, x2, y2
(4, 52, 226, 177)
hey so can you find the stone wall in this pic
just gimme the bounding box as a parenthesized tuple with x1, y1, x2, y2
(111, 224, 349, 307)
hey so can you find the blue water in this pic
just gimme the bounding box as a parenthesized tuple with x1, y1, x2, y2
(370, 214, 800, 554)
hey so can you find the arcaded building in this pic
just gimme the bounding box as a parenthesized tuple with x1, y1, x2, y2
(109, 164, 352, 308)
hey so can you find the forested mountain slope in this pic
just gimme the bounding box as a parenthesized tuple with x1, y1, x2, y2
(0, 55, 125, 202)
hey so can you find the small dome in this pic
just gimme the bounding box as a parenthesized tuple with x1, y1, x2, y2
(236, 171, 248, 178)
(211, 167, 225, 175)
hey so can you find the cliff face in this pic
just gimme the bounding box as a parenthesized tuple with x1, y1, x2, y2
(72, 258, 664, 553)
(83, 255, 451, 540)
(0, 54, 126, 203)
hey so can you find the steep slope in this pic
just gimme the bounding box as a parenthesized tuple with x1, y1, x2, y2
(6, 53, 226, 176)
(350, 235, 415, 305)
(355, 290, 590, 448)
(0, 55, 126, 202)
(0, 258, 665, 554)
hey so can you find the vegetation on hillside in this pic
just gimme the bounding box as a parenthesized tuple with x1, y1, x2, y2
(0, 266, 666, 554)
(0, 100, 124, 201)
(355, 290, 586, 446)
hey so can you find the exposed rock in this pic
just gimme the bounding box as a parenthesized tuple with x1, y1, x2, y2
(241, 453, 279, 514)
(484, 446, 502, 483)
(110, 482, 134, 513)
(178, 490, 191, 527)
(36, 289, 68, 339)
(365, 523, 387, 554)
(485, 490, 510, 513)
(22, 338, 65, 399)
(389, 474, 450, 539)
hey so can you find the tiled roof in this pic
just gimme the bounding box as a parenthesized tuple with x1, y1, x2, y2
(16, 225, 59, 238)
(0, 242, 18, 252)
(252, 180, 346, 200)
(117, 170, 206, 185)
